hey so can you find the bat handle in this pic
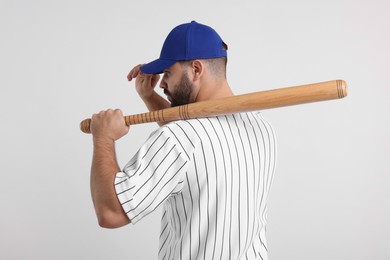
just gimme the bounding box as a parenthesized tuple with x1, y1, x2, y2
(79, 114, 145, 134)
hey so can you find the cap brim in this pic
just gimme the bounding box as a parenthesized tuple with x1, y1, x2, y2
(140, 59, 177, 74)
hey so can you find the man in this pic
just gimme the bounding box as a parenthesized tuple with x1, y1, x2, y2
(90, 21, 277, 260)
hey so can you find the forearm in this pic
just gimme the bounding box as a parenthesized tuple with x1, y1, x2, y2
(142, 91, 170, 111)
(90, 139, 130, 228)
(141, 92, 170, 127)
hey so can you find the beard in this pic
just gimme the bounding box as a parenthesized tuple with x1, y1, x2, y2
(168, 72, 195, 107)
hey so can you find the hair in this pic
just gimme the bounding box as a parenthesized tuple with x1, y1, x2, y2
(179, 41, 228, 79)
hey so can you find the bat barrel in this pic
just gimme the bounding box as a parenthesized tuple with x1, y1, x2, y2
(79, 80, 347, 134)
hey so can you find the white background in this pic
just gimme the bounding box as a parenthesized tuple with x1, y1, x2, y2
(1, 0, 389, 259)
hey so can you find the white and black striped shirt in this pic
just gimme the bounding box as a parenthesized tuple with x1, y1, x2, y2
(115, 112, 277, 260)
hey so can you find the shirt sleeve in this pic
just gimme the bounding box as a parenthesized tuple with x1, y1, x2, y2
(114, 126, 190, 224)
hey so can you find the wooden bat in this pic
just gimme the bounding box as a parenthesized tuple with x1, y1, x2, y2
(80, 79, 347, 134)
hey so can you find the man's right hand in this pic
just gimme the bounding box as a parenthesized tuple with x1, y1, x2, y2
(127, 64, 161, 99)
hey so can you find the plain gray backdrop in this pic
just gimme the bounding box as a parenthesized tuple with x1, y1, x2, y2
(1, 0, 389, 259)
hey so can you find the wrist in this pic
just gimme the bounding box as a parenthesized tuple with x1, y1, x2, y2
(139, 90, 157, 100)
(93, 136, 115, 147)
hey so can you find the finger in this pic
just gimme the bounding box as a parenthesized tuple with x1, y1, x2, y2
(127, 69, 135, 81)
(114, 108, 123, 116)
(127, 69, 137, 81)
(127, 64, 143, 81)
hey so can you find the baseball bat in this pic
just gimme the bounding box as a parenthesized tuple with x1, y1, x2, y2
(80, 79, 347, 134)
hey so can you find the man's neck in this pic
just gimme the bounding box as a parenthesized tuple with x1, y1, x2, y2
(195, 80, 233, 102)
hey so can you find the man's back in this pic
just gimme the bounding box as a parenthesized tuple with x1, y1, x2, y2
(162, 112, 276, 260)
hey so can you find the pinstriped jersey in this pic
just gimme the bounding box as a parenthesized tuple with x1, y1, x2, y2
(115, 112, 277, 260)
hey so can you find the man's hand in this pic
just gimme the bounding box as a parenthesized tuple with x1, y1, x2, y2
(127, 64, 170, 126)
(90, 109, 129, 142)
(127, 64, 161, 99)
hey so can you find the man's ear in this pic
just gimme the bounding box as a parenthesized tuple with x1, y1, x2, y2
(191, 60, 204, 81)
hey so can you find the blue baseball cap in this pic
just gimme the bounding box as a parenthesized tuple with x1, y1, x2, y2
(140, 21, 227, 74)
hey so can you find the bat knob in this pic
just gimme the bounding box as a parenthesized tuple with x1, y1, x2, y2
(80, 118, 92, 134)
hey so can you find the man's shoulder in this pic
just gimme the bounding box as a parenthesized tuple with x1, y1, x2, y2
(153, 120, 201, 146)
(162, 118, 203, 131)
(156, 112, 267, 136)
